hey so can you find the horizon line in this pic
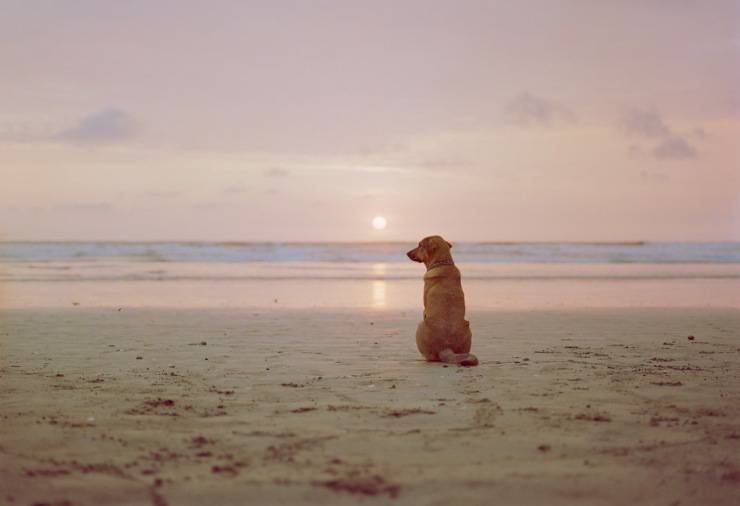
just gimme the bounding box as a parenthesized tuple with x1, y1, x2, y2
(1, 239, 739, 245)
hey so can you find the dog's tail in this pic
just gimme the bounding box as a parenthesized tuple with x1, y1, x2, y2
(439, 348, 479, 367)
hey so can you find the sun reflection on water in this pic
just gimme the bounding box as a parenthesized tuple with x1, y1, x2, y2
(370, 263, 388, 308)
(371, 280, 387, 308)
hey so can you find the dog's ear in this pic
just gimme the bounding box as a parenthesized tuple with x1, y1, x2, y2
(446, 241, 452, 249)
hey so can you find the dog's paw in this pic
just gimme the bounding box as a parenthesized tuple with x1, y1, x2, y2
(439, 349, 479, 366)
(460, 354, 479, 367)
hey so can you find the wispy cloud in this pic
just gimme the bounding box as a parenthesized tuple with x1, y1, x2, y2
(620, 110, 670, 138)
(640, 169, 669, 182)
(620, 109, 699, 160)
(627, 144, 645, 158)
(263, 167, 290, 177)
(653, 136, 696, 159)
(503, 92, 576, 127)
(52, 202, 114, 212)
(0, 119, 57, 143)
(57, 108, 137, 144)
(143, 190, 181, 199)
(415, 156, 474, 171)
(222, 184, 249, 194)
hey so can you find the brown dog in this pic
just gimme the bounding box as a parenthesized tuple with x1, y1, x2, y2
(407, 236, 478, 366)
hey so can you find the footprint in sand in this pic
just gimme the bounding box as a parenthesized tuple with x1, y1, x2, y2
(472, 401, 503, 428)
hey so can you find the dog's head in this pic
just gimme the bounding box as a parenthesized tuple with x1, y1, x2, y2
(407, 235, 453, 264)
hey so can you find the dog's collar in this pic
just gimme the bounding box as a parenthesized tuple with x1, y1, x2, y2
(426, 259, 455, 271)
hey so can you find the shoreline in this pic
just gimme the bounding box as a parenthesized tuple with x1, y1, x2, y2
(3, 275, 739, 310)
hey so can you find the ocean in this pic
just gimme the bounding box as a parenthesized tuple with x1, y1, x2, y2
(1, 241, 738, 308)
(2, 241, 740, 265)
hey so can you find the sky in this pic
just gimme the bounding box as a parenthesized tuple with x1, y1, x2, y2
(1, 0, 739, 242)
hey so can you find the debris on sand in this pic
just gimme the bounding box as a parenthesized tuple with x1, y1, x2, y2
(384, 408, 436, 418)
(291, 407, 317, 413)
(146, 399, 175, 408)
(687, 335, 695, 341)
(30, 500, 74, 506)
(649, 416, 680, 427)
(208, 386, 235, 395)
(574, 413, 611, 422)
(721, 470, 740, 483)
(125, 398, 179, 417)
(650, 381, 683, 387)
(189, 436, 213, 448)
(24, 468, 71, 477)
(314, 475, 401, 498)
(149, 482, 168, 506)
(211, 464, 241, 476)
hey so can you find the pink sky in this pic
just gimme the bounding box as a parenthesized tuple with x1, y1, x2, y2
(1, 1, 738, 241)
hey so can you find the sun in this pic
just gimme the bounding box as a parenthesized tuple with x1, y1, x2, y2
(371, 216, 387, 230)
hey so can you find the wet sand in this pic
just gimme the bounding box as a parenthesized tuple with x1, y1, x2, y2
(1, 307, 739, 505)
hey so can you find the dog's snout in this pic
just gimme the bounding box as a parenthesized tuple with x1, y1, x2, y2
(407, 248, 419, 261)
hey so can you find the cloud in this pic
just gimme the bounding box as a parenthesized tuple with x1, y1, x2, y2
(143, 190, 180, 198)
(263, 167, 290, 177)
(416, 156, 473, 171)
(52, 202, 114, 212)
(689, 128, 707, 140)
(503, 92, 576, 127)
(653, 136, 696, 159)
(222, 184, 249, 194)
(57, 108, 137, 143)
(640, 169, 668, 182)
(620, 110, 671, 138)
(619, 109, 698, 161)
(627, 144, 646, 158)
(0, 121, 56, 144)
(727, 98, 740, 117)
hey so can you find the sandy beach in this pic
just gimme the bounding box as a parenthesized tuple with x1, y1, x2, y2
(3, 0, 739, 503)
(2, 306, 739, 505)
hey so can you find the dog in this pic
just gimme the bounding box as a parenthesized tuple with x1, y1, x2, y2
(407, 235, 478, 366)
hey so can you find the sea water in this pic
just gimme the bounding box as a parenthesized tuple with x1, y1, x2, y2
(1, 242, 738, 308)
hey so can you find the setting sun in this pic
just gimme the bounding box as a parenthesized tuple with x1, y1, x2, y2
(371, 216, 387, 230)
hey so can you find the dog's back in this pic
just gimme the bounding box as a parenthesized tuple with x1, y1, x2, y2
(423, 264, 466, 325)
